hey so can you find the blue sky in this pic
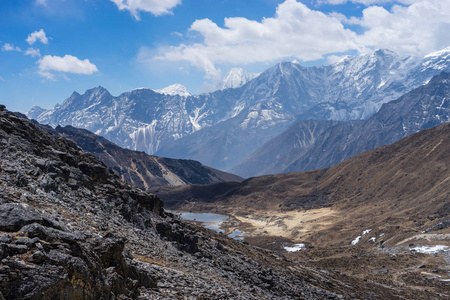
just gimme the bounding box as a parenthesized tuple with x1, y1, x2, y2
(1, 0, 449, 112)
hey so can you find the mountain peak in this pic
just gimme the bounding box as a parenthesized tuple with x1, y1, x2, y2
(27, 105, 47, 120)
(83, 86, 111, 97)
(373, 49, 395, 57)
(219, 68, 258, 90)
(424, 47, 450, 59)
(155, 84, 191, 97)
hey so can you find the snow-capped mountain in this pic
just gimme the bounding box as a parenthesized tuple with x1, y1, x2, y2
(30, 85, 243, 155)
(232, 71, 450, 177)
(29, 48, 450, 171)
(155, 84, 191, 97)
(218, 68, 259, 90)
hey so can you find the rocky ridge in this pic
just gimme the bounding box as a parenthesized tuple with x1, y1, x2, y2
(46, 124, 242, 189)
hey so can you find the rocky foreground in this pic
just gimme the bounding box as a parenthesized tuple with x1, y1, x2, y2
(2, 106, 447, 299)
(0, 105, 389, 299)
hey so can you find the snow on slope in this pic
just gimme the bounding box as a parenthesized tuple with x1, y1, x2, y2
(155, 84, 191, 97)
(219, 68, 259, 90)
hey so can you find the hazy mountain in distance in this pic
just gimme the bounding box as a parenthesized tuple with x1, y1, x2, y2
(29, 48, 450, 171)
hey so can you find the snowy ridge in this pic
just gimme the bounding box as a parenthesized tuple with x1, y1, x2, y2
(156, 84, 191, 97)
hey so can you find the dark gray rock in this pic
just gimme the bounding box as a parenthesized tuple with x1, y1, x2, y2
(0, 203, 60, 232)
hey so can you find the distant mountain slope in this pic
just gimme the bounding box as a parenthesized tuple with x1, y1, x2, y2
(229, 119, 347, 177)
(49, 125, 243, 189)
(218, 68, 259, 90)
(233, 71, 450, 176)
(30, 48, 450, 171)
(154, 121, 450, 249)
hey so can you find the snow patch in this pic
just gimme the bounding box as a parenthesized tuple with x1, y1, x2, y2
(424, 47, 450, 58)
(351, 229, 372, 245)
(410, 245, 449, 254)
(284, 243, 306, 252)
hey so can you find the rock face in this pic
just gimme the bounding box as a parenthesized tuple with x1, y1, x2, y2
(233, 72, 450, 177)
(29, 48, 450, 171)
(1, 107, 389, 299)
(48, 124, 242, 189)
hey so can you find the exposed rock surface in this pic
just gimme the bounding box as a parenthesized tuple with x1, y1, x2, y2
(0, 107, 396, 299)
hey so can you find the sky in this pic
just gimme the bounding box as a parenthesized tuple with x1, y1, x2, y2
(1, 0, 449, 112)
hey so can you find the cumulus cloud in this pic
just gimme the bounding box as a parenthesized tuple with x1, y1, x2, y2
(318, 0, 420, 4)
(2, 43, 21, 52)
(38, 55, 98, 79)
(353, 0, 450, 56)
(26, 29, 48, 45)
(110, 0, 181, 19)
(25, 48, 41, 57)
(150, 0, 450, 80)
(153, 0, 358, 79)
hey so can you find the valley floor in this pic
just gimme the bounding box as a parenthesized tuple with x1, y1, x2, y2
(179, 208, 450, 299)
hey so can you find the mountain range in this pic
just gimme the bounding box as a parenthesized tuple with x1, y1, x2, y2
(232, 71, 450, 177)
(29, 48, 450, 171)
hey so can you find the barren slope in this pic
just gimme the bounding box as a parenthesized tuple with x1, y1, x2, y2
(49, 125, 243, 189)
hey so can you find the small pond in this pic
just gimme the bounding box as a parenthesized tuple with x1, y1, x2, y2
(179, 212, 245, 240)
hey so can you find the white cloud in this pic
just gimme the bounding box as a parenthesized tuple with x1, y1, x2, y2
(353, 0, 450, 56)
(318, 0, 421, 4)
(38, 55, 98, 79)
(150, 0, 450, 81)
(36, 0, 47, 5)
(153, 0, 358, 79)
(26, 29, 48, 45)
(2, 43, 21, 52)
(25, 48, 41, 57)
(110, 0, 181, 19)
